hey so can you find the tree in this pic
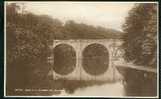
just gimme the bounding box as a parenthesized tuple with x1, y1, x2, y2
(6, 3, 63, 95)
(122, 3, 157, 67)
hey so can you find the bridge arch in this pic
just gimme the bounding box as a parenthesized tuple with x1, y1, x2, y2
(53, 44, 76, 75)
(82, 43, 109, 76)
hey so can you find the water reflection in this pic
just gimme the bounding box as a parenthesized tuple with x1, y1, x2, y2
(70, 81, 125, 96)
(51, 65, 157, 97)
(53, 81, 125, 96)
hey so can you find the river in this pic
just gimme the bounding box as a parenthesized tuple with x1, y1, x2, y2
(52, 80, 125, 96)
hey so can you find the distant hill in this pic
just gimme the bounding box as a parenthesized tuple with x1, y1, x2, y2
(53, 20, 124, 40)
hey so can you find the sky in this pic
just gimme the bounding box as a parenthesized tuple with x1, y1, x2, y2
(16, 2, 136, 31)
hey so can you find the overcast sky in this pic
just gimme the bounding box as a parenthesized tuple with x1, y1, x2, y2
(14, 2, 136, 31)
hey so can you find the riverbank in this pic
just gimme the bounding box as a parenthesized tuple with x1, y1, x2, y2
(116, 66, 157, 96)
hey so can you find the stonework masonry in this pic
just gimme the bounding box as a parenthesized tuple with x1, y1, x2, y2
(49, 39, 125, 81)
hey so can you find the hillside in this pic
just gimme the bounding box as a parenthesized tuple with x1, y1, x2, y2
(53, 20, 123, 40)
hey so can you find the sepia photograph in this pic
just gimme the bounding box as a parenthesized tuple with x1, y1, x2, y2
(4, 1, 158, 98)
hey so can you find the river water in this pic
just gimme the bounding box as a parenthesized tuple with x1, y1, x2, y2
(52, 81, 125, 96)
(51, 62, 157, 97)
(51, 63, 126, 96)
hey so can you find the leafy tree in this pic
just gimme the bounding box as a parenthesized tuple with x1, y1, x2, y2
(122, 3, 157, 67)
(6, 3, 63, 95)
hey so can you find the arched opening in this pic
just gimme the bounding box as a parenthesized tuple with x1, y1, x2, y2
(82, 43, 109, 76)
(53, 44, 76, 75)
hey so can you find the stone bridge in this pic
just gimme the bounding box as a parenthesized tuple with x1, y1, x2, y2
(48, 39, 126, 81)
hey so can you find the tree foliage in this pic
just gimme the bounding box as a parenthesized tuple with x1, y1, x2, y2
(62, 20, 122, 39)
(6, 3, 60, 91)
(122, 3, 157, 67)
